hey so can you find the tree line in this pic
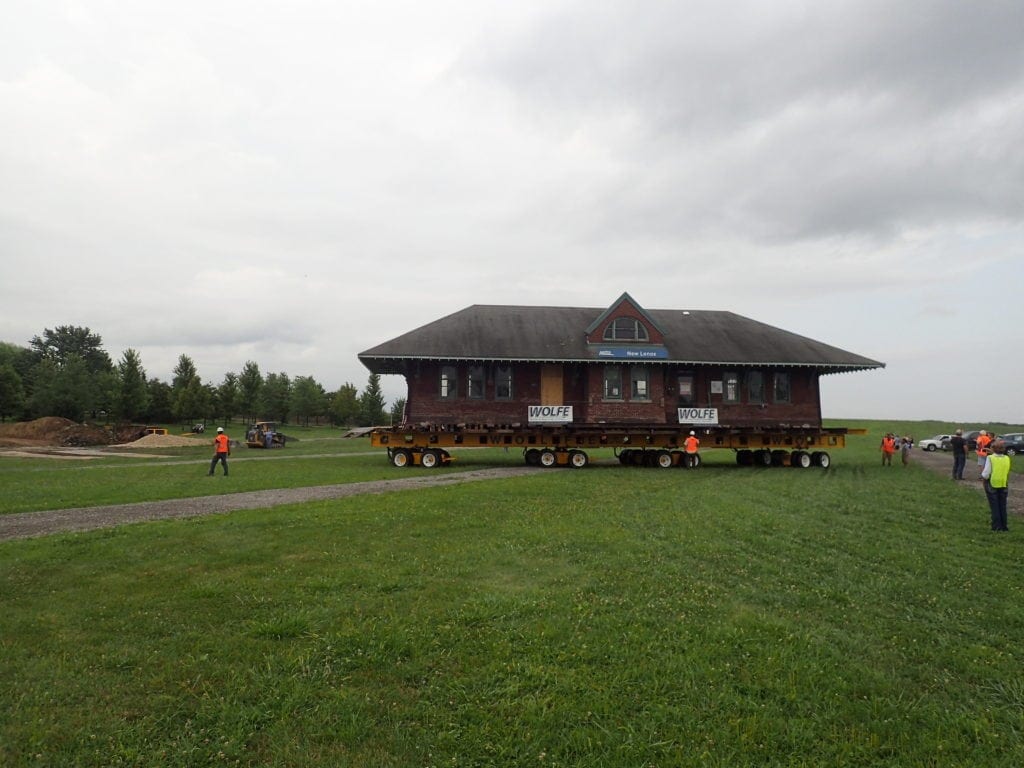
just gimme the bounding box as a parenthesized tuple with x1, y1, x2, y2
(0, 325, 403, 428)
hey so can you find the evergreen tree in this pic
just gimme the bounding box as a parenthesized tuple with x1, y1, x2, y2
(238, 361, 262, 424)
(389, 396, 407, 426)
(171, 354, 198, 391)
(359, 372, 386, 426)
(216, 372, 240, 425)
(114, 349, 149, 423)
(174, 376, 207, 425)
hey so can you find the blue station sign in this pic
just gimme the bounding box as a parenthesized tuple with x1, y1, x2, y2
(594, 346, 669, 360)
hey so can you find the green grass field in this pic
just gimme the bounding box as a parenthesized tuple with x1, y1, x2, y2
(2, 420, 1023, 766)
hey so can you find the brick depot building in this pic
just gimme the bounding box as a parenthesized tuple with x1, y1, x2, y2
(358, 293, 883, 430)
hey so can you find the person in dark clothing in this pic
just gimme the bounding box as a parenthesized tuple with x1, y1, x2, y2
(950, 429, 967, 480)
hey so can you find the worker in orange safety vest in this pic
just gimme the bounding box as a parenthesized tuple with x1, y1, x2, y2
(880, 433, 896, 466)
(684, 431, 700, 469)
(975, 430, 993, 475)
(208, 426, 231, 476)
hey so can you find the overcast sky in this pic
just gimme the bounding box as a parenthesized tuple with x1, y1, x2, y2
(3, 0, 1022, 425)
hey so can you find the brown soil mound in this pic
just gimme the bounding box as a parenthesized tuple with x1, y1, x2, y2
(0, 417, 115, 448)
(0, 416, 78, 439)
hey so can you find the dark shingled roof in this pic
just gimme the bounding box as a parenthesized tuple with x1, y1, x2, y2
(359, 304, 884, 375)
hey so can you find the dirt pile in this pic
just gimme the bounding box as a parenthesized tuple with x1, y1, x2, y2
(0, 417, 114, 447)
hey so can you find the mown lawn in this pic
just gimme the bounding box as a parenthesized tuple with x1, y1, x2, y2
(2, 422, 1023, 766)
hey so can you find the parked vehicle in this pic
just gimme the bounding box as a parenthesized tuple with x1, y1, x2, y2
(996, 433, 1024, 456)
(919, 434, 952, 452)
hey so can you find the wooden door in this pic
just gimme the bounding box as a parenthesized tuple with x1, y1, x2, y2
(540, 364, 563, 405)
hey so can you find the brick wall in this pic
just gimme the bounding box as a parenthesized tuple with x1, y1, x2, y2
(404, 361, 822, 428)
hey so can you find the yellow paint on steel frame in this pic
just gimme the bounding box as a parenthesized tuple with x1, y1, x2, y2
(370, 428, 847, 452)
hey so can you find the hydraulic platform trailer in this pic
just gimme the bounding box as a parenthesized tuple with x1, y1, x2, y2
(369, 414, 854, 470)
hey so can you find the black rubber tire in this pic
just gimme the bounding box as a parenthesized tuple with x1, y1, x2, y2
(539, 449, 558, 468)
(420, 449, 440, 469)
(391, 448, 412, 468)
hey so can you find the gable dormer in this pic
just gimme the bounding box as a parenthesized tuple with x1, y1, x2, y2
(585, 292, 666, 346)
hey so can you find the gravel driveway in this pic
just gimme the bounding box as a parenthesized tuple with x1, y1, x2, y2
(907, 446, 1023, 519)
(0, 467, 536, 542)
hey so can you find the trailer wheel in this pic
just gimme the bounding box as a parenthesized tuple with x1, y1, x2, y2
(689, 453, 702, 469)
(391, 448, 412, 468)
(771, 450, 789, 467)
(791, 450, 812, 469)
(736, 449, 753, 466)
(754, 449, 772, 467)
(539, 449, 558, 468)
(655, 450, 674, 469)
(569, 449, 589, 468)
(420, 449, 440, 469)
(525, 448, 541, 466)
(813, 451, 831, 469)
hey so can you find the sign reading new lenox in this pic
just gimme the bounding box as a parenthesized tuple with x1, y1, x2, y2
(528, 405, 573, 424)
(678, 407, 719, 425)
(596, 346, 668, 360)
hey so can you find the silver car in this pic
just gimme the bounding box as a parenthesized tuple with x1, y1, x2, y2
(918, 434, 952, 452)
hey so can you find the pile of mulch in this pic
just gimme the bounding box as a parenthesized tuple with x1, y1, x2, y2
(0, 417, 115, 448)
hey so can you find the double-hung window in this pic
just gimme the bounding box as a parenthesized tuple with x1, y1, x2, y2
(773, 372, 791, 403)
(747, 371, 764, 404)
(440, 366, 458, 399)
(603, 366, 623, 400)
(630, 366, 650, 400)
(495, 365, 513, 400)
(723, 371, 740, 403)
(467, 366, 485, 399)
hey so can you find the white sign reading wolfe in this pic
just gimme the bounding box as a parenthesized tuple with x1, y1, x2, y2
(677, 407, 719, 426)
(528, 405, 574, 424)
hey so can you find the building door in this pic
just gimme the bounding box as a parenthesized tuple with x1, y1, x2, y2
(540, 364, 563, 405)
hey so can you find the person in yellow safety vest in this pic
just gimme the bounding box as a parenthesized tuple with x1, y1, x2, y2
(975, 430, 993, 474)
(981, 439, 1011, 532)
(684, 431, 700, 469)
(880, 433, 896, 466)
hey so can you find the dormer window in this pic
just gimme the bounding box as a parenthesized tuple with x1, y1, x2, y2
(603, 317, 649, 342)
